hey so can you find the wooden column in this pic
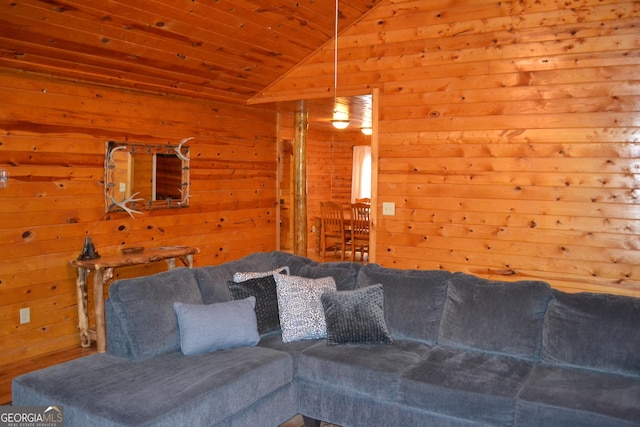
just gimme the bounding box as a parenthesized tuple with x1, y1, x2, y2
(293, 110, 308, 256)
(369, 88, 379, 264)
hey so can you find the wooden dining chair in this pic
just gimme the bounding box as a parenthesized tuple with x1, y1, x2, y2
(321, 201, 347, 260)
(350, 202, 370, 262)
(355, 197, 371, 204)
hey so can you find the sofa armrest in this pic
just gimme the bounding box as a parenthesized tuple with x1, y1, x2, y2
(105, 298, 133, 358)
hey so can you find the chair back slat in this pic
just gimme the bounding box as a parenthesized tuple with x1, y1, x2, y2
(350, 203, 370, 238)
(323, 201, 345, 235)
(320, 201, 347, 260)
(349, 202, 370, 262)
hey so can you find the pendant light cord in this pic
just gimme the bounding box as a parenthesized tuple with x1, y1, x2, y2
(333, 0, 338, 112)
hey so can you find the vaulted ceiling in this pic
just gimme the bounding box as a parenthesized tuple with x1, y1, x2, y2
(0, 0, 380, 106)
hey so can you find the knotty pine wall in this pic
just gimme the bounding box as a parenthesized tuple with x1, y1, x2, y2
(256, 0, 640, 297)
(0, 69, 278, 364)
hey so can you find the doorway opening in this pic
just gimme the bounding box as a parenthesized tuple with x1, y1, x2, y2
(276, 90, 378, 261)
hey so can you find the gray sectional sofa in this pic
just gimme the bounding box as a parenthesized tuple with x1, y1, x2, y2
(12, 251, 640, 426)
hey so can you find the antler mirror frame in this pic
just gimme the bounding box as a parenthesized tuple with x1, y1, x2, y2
(104, 138, 192, 217)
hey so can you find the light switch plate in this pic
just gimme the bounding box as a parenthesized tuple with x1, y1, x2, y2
(382, 202, 395, 216)
(20, 307, 30, 324)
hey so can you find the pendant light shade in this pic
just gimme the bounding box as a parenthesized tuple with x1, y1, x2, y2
(332, 118, 350, 129)
(331, 108, 350, 129)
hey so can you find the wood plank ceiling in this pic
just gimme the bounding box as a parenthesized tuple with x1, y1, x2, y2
(0, 0, 379, 108)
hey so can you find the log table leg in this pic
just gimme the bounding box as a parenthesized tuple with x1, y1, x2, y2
(93, 267, 113, 353)
(76, 268, 91, 347)
(177, 254, 194, 268)
(165, 257, 177, 269)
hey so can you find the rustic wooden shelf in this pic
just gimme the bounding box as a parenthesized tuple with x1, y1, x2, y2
(70, 246, 199, 353)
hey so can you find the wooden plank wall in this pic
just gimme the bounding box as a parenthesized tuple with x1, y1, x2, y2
(258, 0, 640, 297)
(0, 69, 278, 364)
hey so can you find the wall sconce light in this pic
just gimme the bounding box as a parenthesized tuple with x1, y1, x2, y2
(360, 126, 372, 136)
(0, 169, 8, 188)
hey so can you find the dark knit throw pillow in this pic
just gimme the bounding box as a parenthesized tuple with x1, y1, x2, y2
(321, 284, 392, 346)
(227, 275, 280, 335)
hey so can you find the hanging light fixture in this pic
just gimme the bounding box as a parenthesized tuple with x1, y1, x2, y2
(331, 0, 349, 130)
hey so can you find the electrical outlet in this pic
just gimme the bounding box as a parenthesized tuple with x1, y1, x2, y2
(382, 202, 395, 216)
(20, 307, 30, 324)
(119, 182, 126, 193)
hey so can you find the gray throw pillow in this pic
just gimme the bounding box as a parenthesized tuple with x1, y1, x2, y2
(228, 275, 280, 335)
(174, 297, 259, 355)
(273, 274, 337, 343)
(321, 284, 393, 346)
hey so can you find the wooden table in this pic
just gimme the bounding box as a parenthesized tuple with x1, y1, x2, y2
(70, 246, 199, 353)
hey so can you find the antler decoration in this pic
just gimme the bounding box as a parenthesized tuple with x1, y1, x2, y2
(177, 187, 190, 206)
(175, 137, 193, 162)
(110, 192, 143, 218)
(107, 145, 128, 168)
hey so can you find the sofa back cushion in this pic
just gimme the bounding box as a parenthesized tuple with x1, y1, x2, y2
(438, 273, 551, 360)
(269, 251, 317, 276)
(356, 264, 450, 344)
(298, 261, 361, 291)
(194, 253, 271, 304)
(195, 251, 316, 304)
(108, 268, 203, 360)
(541, 290, 640, 377)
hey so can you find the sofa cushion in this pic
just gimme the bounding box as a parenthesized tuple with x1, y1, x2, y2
(174, 297, 259, 355)
(321, 284, 392, 346)
(268, 251, 317, 276)
(516, 364, 640, 426)
(228, 275, 280, 335)
(541, 289, 640, 377)
(195, 252, 277, 304)
(399, 346, 534, 426)
(259, 334, 324, 374)
(274, 274, 336, 343)
(298, 339, 431, 401)
(356, 264, 450, 344)
(297, 262, 360, 291)
(438, 273, 551, 359)
(12, 347, 293, 427)
(195, 252, 314, 304)
(193, 266, 235, 304)
(108, 268, 204, 360)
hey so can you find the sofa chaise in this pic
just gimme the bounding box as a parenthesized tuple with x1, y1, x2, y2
(12, 251, 640, 426)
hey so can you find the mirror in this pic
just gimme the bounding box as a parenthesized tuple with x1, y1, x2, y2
(105, 139, 191, 217)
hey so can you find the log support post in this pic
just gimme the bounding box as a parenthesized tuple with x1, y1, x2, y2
(293, 109, 308, 256)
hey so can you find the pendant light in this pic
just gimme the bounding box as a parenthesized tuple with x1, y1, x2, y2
(331, 0, 349, 130)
